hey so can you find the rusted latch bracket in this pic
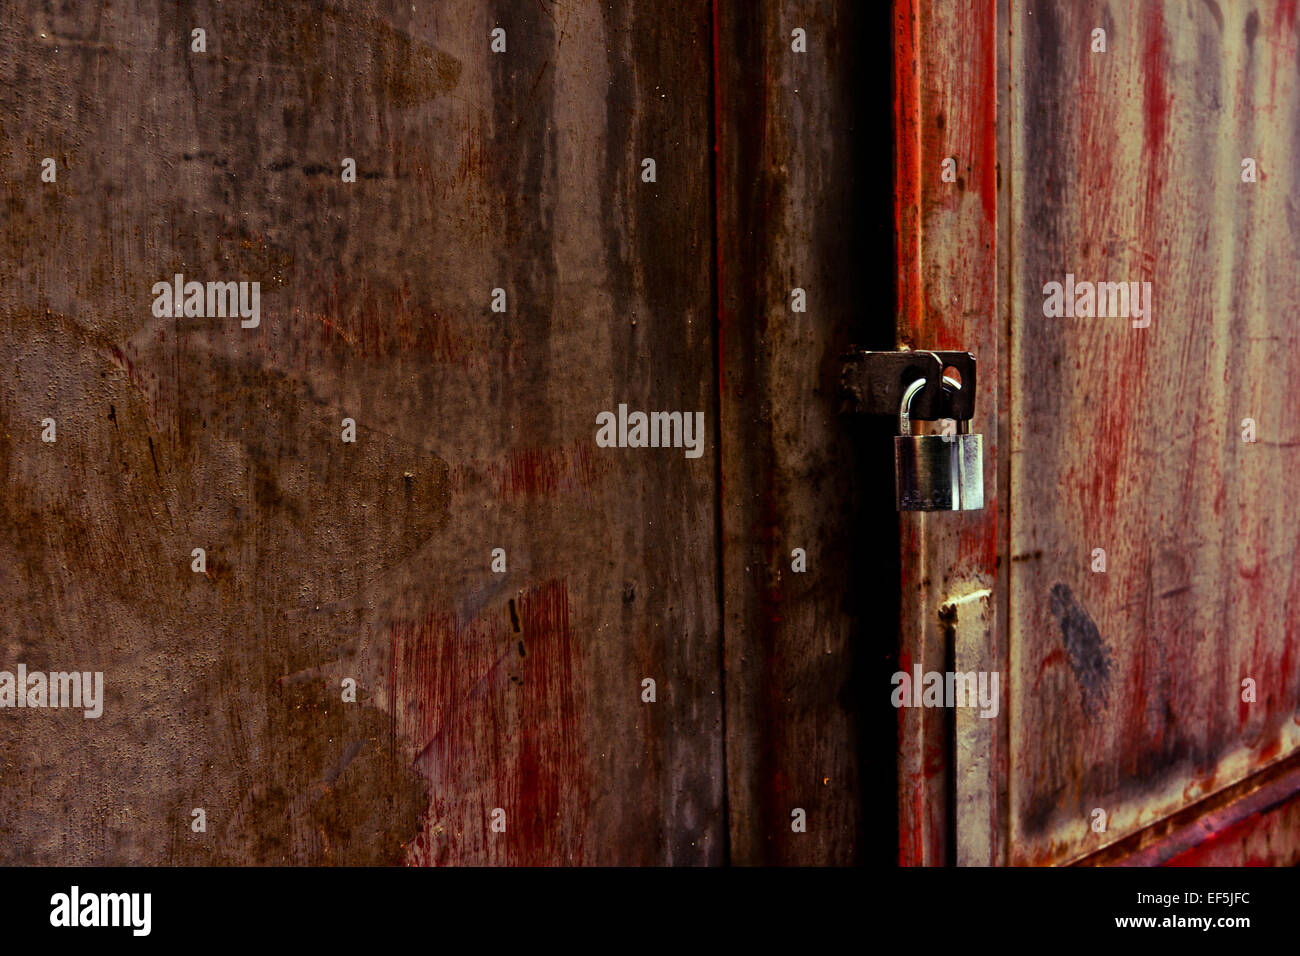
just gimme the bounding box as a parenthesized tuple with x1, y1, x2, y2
(840, 349, 976, 422)
(840, 349, 983, 511)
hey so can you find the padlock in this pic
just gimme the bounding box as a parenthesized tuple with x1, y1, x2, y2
(894, 377, 984, 511)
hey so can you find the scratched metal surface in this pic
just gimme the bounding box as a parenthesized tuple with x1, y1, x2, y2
(1007, 0, 1300, 865)
(0, 0, 723, 864)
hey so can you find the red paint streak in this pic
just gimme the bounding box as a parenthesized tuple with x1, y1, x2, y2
(497, 444, 600, 499)
(393, 580, 586, 865)
(1086, 389, 1133, 521)
(391, 607, 508, 764)
(893, 0, 923, 346)
(512, 582, 583, 865)
(1276, 0, 1299, 34)
(974, 4, 997, 226)
(956, 517, 998, 569)
(1276, 636, 1296, 716)
(1162, 811, 1271, 867)
(449, 441, 609, 503)
(1121, 632, 1152, 769)
(1035, 647, 1066, 688)
(899, 787, 925, 866)
(1141, 7, 1171, 157)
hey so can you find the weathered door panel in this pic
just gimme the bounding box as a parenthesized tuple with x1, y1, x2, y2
(0, 0, 722, 865)
(716, 0, 878, 866)
(898, 0, 1300, 866)
(1006, 0, 1300, 866)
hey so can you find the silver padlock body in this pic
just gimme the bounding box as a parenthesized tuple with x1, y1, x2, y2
(894, 433, 984, 511)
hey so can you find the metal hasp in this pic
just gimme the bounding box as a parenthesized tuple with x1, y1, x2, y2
(841, 349, 985, 512)
(841, 349, 976, 420)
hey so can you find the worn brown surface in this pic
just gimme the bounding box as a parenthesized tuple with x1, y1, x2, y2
(715, 2, 884, 865)
(0, 0, 724, 865)
(1006, 0, 1300, 865)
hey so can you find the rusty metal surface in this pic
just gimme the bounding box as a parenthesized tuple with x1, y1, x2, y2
(1007, 0, 1300, 865)
(841, 350, 978, 421)
(0, 0, 723, 865)
(1074, 750, 1300, 866)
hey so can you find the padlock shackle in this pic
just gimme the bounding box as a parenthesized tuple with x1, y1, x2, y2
(898, 377, 928, 437)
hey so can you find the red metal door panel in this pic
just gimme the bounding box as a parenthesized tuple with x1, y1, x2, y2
(1006, 0, 1300, 866)
(896, 0, 1300, 866)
